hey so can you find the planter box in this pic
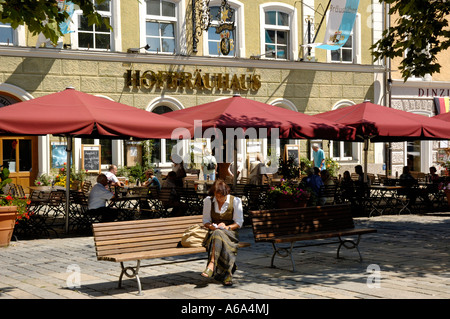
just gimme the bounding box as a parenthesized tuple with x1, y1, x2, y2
(0, 206, 17, 247)
(276, 194, 308, 209)
(445, 189, 450, 207)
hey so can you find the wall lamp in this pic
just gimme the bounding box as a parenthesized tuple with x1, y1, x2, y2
(127, 44, 150, 54)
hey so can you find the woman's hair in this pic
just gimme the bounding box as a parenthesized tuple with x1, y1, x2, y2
(208, 178, 230, 197)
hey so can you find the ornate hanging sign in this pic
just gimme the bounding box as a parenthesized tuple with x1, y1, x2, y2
(216, 0, 235, 56)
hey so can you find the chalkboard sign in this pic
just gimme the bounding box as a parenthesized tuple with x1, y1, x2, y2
(284, 144, 300, 164)
(82, 145, 101, 173)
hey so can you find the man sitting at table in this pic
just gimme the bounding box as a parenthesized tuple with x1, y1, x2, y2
(399, 166, 431, 210)
(87, 174, 119, 222)
(105, 164, 124, 188)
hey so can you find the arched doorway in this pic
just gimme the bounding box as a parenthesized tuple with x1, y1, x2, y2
(0, 86, 38, 190)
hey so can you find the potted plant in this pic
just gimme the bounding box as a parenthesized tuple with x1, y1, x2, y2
(324, 157, 340, 177)
(443, 160, 450, 176)
(277, 156, 300, 180)
(267, 179, 311, 208)
(0, 167, 32, 247)
(443, 179, 450, 207)
(34, 173, 53, 186)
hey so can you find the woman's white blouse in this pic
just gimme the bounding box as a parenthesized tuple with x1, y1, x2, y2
(202, 195, 244, 228)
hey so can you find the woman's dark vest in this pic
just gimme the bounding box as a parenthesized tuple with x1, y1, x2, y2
(210, 195, 235, 226)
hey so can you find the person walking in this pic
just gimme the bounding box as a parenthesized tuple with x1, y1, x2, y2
(202, 149, 217, 181)
(312, 143, 325, 171)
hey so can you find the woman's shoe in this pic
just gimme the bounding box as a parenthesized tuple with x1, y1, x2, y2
(201, 267, 213, 278)
(223, 275, 233, 286)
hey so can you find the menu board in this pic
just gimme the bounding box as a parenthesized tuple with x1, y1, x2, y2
(284, 144, 300, 164)
(82, 145, 101, 173)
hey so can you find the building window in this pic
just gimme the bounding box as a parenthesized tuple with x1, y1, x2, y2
(330, 35, 353, 63)
(260, 3, 298, 61)
(0, 22, 14, 45)
(206, 5, 236, 57)
(328, 14, 360, 64)
(332, 141, 354, 160)
(73, 0, 112, 50)
(263, 10, 289, 60)
(330, 100, 359, 161)
(144, 0, 176, 54)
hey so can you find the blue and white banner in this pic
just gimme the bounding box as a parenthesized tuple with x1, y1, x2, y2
(58, 0, 75, 34)
(308, 0, 359, 50)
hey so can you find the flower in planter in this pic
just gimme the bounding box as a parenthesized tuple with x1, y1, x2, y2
(268, 179, 311, 203)
(0, 195, 34, 223)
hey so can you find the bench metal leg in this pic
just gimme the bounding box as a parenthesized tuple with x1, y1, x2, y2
(337, 235, 363, 262)
(119, 261, 143, 296)
(271, 242, 296, 272)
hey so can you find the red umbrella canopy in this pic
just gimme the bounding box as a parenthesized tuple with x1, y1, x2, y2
(0, 88, 191, 139)
(433, 111, 450, 122)
(314, 101, 450, 142)
(162, 96, 356, 140)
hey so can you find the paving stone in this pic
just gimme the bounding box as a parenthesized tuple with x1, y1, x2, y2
(0, 213, 449, 304)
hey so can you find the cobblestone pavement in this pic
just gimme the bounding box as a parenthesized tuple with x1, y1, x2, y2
(1, 213, 449, 305)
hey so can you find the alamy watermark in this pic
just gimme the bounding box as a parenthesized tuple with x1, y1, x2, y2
(366, 264, 381, 288)
(169, 120, 280, 167)
(66, 264, 81, 289)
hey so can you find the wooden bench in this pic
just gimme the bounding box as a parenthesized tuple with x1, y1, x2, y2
(92, 215, 251, 295)
(250, 204, 377, 271)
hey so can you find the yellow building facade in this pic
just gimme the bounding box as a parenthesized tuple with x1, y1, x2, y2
(0, 0, 386, 189)
(388, 9, 450, 175)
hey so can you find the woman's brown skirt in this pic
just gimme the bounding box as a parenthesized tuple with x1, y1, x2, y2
(202, 229, 239, 282)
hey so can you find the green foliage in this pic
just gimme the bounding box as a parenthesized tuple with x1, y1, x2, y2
(0, 0, 111, 45)
(371, 0, 450, 81)
(0, 167, 12, 194)
(0, 194, 32, 220)
(117, 163, 152, 183)
(443, 161, 450, 170)
(34, 173, 53, 186)
(299, 157, 312, 175)
(277, 156, 300, 180)
(129, 163, 146, 182)
(324, 157, 340, 177)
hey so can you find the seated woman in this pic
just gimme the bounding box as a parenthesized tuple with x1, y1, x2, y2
(143, 169, 161, 190)
(340, 170, 355, 204)
(201, 179, 244, 286)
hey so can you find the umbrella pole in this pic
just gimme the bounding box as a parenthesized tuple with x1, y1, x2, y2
(65, 136, 72, 234)
(363, 139, 369, 184)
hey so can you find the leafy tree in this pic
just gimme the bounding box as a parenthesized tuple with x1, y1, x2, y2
(371, 0, 450, 81)
(0, 0, 110, 45)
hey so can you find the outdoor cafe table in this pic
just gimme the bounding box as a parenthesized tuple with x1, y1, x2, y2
(108, 191, 147, 220)
(368, 185, 405, 216)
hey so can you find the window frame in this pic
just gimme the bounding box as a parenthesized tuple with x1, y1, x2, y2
(139, 0, 186, 55)
(329, 100, 360, 162)
(202, 0, 244, 58)
(0, 22, 14, 45)
(0, 22, 24, 46)
(71, 0, 119, 51)
(259, 3, 298, 61)
(145, 96, 187, 167)
(327, 13, 361, 64)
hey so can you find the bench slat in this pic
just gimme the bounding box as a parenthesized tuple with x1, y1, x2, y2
(92, 215, 250, 262)
(258, 228, 377, 243)
(98, 247, 207, 262)
(250, 204, 375, 243)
